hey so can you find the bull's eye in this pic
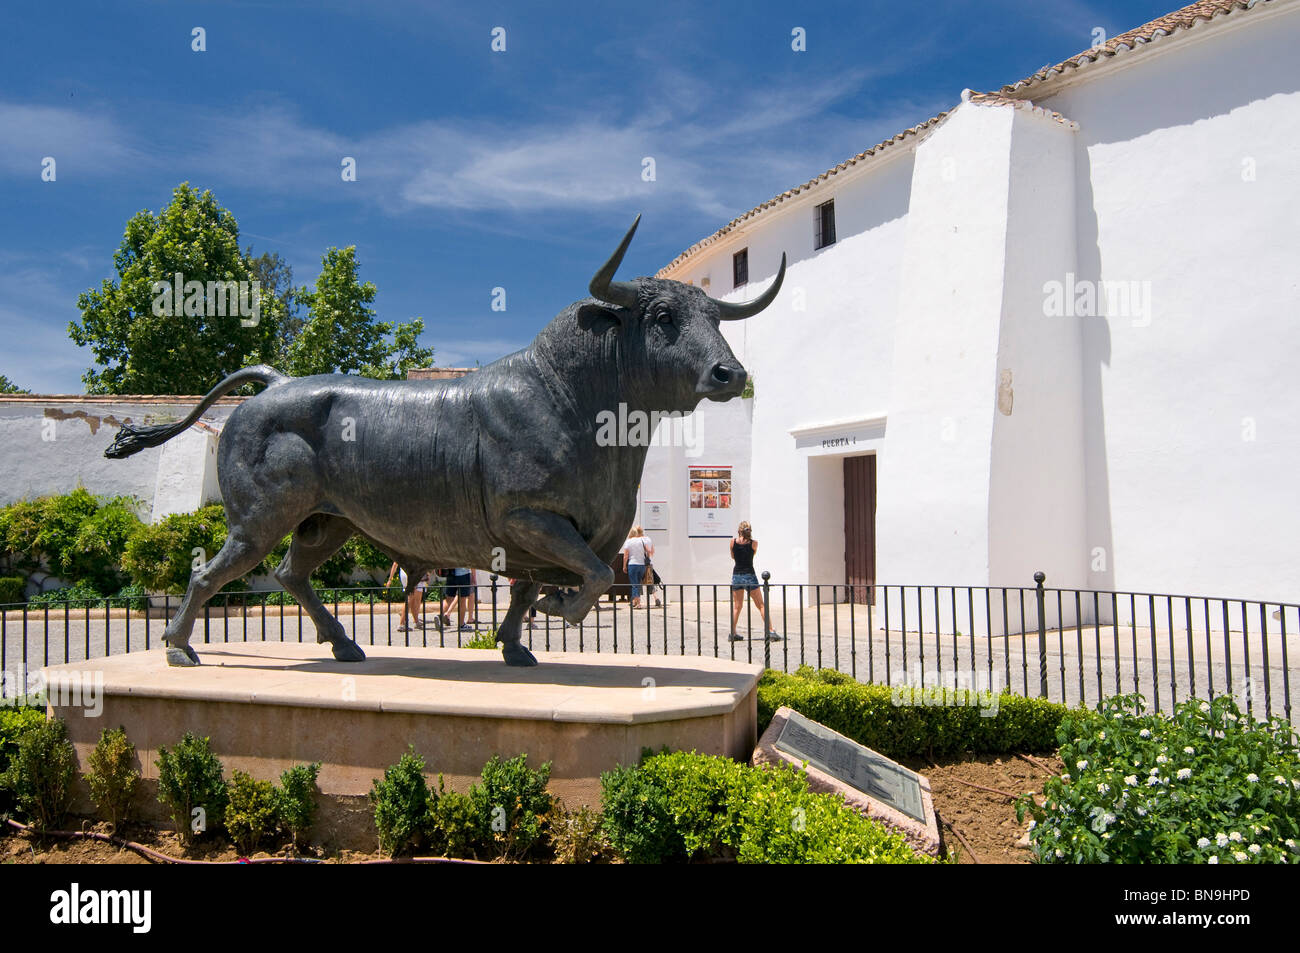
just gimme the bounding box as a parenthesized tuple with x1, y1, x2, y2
(655, 307, 672, 324)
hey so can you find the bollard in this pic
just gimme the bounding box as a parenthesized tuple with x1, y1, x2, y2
(1034, 571, 1048, 698)
(490, 574, 499, 633)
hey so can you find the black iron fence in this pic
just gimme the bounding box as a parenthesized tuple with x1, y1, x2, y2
(2, 573, 1295, 725)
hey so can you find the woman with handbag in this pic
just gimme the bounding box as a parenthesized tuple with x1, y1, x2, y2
(619, 525, 655, 609)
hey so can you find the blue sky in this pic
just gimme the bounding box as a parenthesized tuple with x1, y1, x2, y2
(0, 0, 1177, 394)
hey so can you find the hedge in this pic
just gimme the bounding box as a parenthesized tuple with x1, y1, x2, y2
(758, 666, 1070, 760)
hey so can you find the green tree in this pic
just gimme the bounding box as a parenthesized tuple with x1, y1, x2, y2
(287, 246, 433, 379)
(0, 375, 29, 394)
(248, 250, 301, 368)
(68, 183, 285, 394)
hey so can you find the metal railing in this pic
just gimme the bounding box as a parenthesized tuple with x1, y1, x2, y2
(2, 572, 1295, 724)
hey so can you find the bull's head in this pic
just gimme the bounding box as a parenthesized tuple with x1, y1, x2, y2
(584, 215, 786, 413)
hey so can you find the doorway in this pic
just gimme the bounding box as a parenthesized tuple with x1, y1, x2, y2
(843, 455, 876, 604)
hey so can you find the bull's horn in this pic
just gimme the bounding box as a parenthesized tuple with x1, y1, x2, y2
(589, 215, 642, 309)
(716, 253, 787, 321)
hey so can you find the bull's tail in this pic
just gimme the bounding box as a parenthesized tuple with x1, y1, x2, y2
(104, 365, 289, 459)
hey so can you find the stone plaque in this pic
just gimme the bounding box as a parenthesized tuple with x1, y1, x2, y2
(774, 709, 927, 823)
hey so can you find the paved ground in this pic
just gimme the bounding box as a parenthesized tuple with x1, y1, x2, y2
(4, 592, 1297, 723)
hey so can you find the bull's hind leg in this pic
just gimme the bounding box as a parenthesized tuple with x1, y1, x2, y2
(163, 527, 281, 667)
(274, 514, 367, 662)
(499, 579, 542, 666)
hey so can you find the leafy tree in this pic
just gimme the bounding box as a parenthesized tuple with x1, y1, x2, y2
(287, 246, 433, 379)
(248, 250, 301, 368)
(0, 375, 29, 394)
(68, 183, 285, 394)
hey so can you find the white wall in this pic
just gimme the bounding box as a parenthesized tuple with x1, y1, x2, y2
(0, 396, 236, 515)
(1039, 1, 1300, 602)
(669, 148, 914, 588)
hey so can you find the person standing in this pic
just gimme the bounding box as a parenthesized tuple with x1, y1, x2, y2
(728, 522, 778, 642)
(440, 568, 478, 631)
(619, 525, 654, 609)
(385, 562, 427, 632)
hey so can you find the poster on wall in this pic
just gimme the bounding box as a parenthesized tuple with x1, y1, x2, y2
(643, 500, 669, 532)
(688, 466, 732, 537)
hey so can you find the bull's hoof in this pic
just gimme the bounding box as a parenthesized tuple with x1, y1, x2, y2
(502, 641, 538, 667)
(166, 645, 201, 667)
(329, 638, 366, 662)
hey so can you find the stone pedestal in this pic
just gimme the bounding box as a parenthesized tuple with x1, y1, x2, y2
(43, 644, 762, 851)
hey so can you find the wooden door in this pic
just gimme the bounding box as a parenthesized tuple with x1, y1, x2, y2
(843, 455, 876, 604)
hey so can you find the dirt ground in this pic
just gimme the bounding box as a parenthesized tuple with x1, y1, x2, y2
(902, 752, 1063, 864)
(3, 752, 1061, 865)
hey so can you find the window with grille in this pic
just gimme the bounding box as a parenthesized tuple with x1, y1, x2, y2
(814, 199, 836, 250)
(733, 248, 748, 289)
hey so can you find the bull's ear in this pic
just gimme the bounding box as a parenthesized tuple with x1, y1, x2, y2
(576, 302, 627, 330)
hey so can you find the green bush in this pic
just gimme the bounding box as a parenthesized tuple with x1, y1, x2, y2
(758, 666, 1068, 760)
(122, 504, 245, 595)
(85, 726, 140, 830)
(370, 746, 435, 856)
(0, 575, 24, 605)
(28, 581, 104, 608)
(430, 777, 481, 859)
(277, 762, 321, 848)
(471, 753, 553, 860)
(548, 801, 610, 864)
(0, 716, 77, 830)
(599, 749, 928, 864)
(463, 631, 500, 650)
(156, 732, 228, 843)
(1018, 693, 1300, 864)
(0, 490, 141, 593)
(226, 770, 279, 854)
(0, 707, 47, 818)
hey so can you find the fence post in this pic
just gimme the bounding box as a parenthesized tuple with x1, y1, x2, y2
(1034, 571, 1048, 698)
(490, 574, 499, 633)
(762, 572, 772, 671)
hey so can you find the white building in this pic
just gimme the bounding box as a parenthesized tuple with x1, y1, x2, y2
(639, 0, 1300, 611)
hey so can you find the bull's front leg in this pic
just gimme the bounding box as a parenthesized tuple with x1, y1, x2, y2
(499, 508, 615, 660)
(499, 578, 542, 666)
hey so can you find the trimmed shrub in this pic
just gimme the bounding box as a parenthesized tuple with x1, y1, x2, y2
(758, 666, 1068, 759)
(370, 746, 434, 856)
(431, 777, 481, 859)
(1018, 693, 1300, 864)
(0, 575, 24, 605)
(0, 490, 140, 593)
(548, 801, 611, 864)
(156, 733, 228, 843)
(85, 726, 140, 830)
(470, 753, 552, 860)
(599, 749, 928, 864)
(1, 716, 77, 830)
(28, 581, 104, 608)
(226, 771, 279, 854)
(277, 762, 321, 848)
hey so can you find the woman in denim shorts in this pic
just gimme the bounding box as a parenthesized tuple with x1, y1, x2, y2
(728, 521, 779, 642)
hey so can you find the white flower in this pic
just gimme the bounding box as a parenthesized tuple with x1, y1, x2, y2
(1028, 820, 1036, 830)
(1055, 848, 1064, 858)
(1077, 760, 1089, 770)
(1293, 779, 1300, 790)
(1149, 768, 1160, 776)
(1147, 776, 1161, 787)
(1197, 837, 1210, 848)
(1136, 808, 1148, 817)
(1248, 844, 1261, 855)
(1246, 773, 1259, 783)
(1200, 702, 1211, 712)
(1098, 783, 1110, 795)
(1139, 729, 1151, 738)
(1229, 832, 1242, 842)
(1124, 775, 1137, 786)
(1234, 851, 1247, 862)
(1285, 839, 1296, 850)
(1275, 776, 1287, 784)
(1177, 768, 1192, 780)
(1157, 754, 1168, 764)
(1208, 855, 1219, 864)
(1061, 773, 1070, 782)
(1184, 746, 1195, 754)
(1216, 832, 1229, 847)
(1099, 732, 1106, 740)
